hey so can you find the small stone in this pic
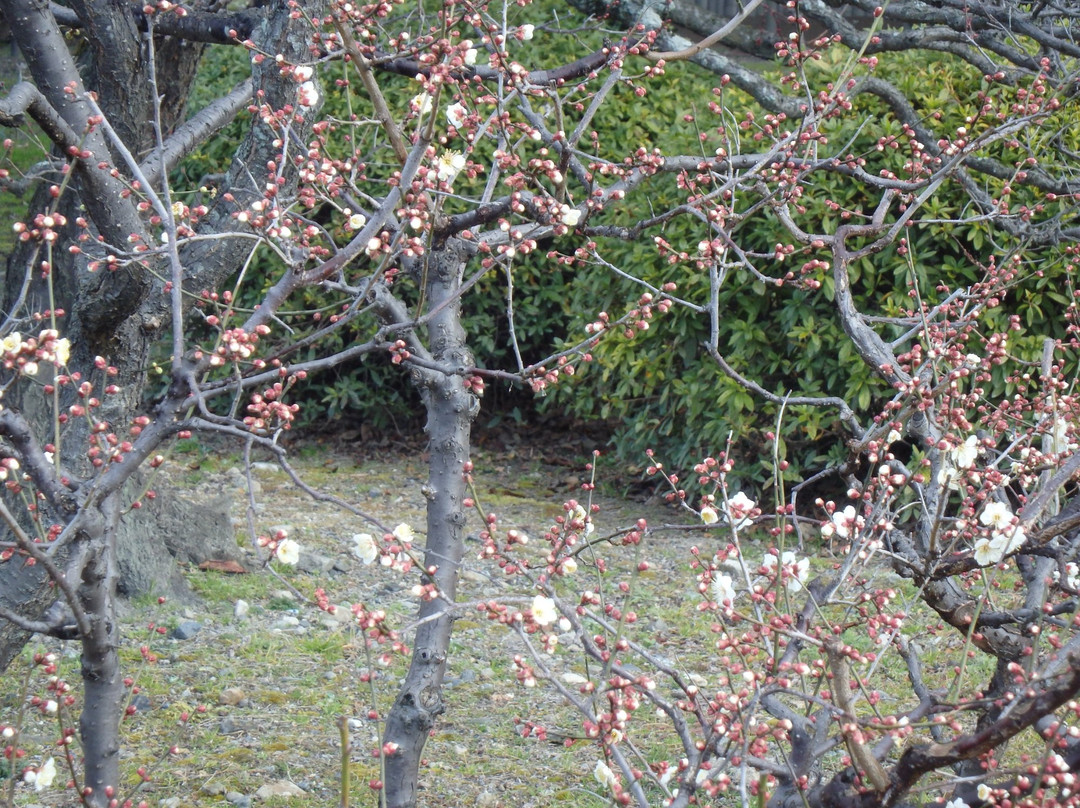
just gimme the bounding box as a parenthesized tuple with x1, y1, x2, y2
(326, 604, 352, 623)
(479, 667, 495, 680)
(234, 599, 250, 618)
(250, 462, 280, 473)
(219, 687, 246, 706)
(477, 792, 498, 808)
(225, 467, 262, 497)
(298, 550, 335, 573)
(219, 716, 242, 735)
(200, 781, 228, 796)
(159, 798, 181, 808)
(171, 621, 201, 640)
(130, 693, 152, 713)
(225, 792, 251, 807)
(272, 615, 301, 630)
(272, 590, 297, 602)
(254, 780, 306, 800)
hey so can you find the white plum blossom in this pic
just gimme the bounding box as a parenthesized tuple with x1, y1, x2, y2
(979, 501, 1014, 531)
(938, 435, 980, 489)
(559, 204, 581, 227)
(531, 595, 558, 626)
(1067, 562, 1080, 590)
(974, 526, 1026, 566)
(446, 102, 468, 128)
(436, 150, 466, 184)
(351, 533, 378, 565)
(1, 332, 21, 354)
(54, 338, 70, 366)
(392, 523, 415, 543)
(944, 799, 969, 808)
(955, 435, 979, 469)
(991, 526, 1026, 558)
(298, 81, 319, 108)
(24, 758, 56, 791)
(973, 537, 998, 566)
(1050, 417, 1076, 454)
(593, 760, 617, 790)
(347, 213, 367, 231)
(712, 573, 736, 605)
(570, 503, 594, 536)
(293, 64, 313, 81)
(464, 46, 478, 66)
(276, 538, 300, 565)
(520, 23, 535, 40)
(977, 784, 993, 801)
(826, 505, 863, 539)
(410, 92, 433, 115)
(723, 491, 756, 529)
(699, 505, 719, 525)
(762, 551, 810, 592)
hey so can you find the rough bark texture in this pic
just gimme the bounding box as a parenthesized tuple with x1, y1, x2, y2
(0, 0, 321, 675)
(380, 242, 477, 808)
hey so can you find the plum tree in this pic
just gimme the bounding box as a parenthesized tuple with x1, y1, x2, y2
(0, 0, 1077, 807)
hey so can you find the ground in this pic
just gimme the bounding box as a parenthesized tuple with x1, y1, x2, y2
(1, 430, 710, 808)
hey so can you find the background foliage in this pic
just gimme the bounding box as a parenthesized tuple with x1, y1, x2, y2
(167, 10, 1077, 485)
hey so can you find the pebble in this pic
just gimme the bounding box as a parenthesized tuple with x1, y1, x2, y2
(159, 799, 181, 808)
(234, 599, 250, 618)
(298, 550, 335, 573)
(219, 717, 242, 735)
(224, 467, 262, 497)
(219, 687, 246, 706)
(250, 462, 280, 473)
(225, 791, 251, 808)
(254, 780, 306, 799)
(171, 621, 201, 640)
(200, 781, 227, 796)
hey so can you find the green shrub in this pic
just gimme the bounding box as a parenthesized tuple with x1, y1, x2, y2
(170, 12, 1077, 484)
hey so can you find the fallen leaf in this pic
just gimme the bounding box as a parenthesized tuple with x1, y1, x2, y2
(198, 559, 247, 574)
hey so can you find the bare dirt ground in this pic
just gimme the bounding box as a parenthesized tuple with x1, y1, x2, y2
(4, 429, 705, 808)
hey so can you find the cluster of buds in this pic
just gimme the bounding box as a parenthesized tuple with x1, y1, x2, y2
(389, 340, 411, 364)
(210, 325, 270, 366)
(142, 0, 188, 14)
(1, 329, 71, 376)
(244, 382, 300, 433)
(12, 211, 68, 244)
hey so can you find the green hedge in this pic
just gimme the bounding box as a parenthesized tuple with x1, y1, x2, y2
(170, 12, 1077, 484)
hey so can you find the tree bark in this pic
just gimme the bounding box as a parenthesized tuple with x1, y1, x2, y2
(379, 242, 478, 808)
(0, 0, 323, 666)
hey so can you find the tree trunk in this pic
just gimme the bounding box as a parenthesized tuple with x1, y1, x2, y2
(76, 493, 124, 808)
(0, 0, 323, 673)
(381, 243, 477, 808)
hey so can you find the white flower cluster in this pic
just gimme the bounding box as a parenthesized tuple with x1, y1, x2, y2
(972, 501, 1026, 565)
(23, 758, 56, 791)
(700, 491, 756, 531)
(711, 548, 811, 605)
